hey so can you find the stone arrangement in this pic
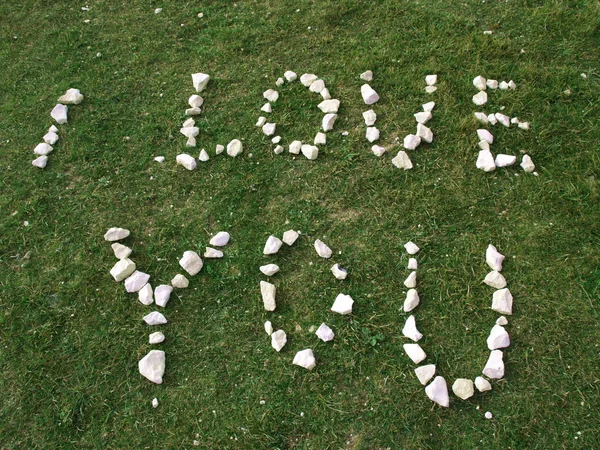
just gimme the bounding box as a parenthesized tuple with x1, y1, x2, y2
(359, 70, 382, 157)
(32, 88, 84, 169)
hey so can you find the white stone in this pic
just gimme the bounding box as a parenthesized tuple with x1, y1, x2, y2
(204, 247, 223, 258)
(210, 231, 230, 247)
(138, 350, 165, 384)
(362, 109, 377, 126)
(180, 127, 199, 138)
(186, 137, 197, 148)
(518, 122, 530, 130)
(149, 332, 165, 344)
(111, 243, 132, 259)
(452, 378, 474, 400)
(271, 136, 281, 144)
(371, 145, 386, 157)
(473, 76, 487, 91)
(262, 123, 276, 136)
(263, 235, 283, 255)
(331, 263, 348, 280)
(486, 244, 505, 271)
(403, 343, 426, 364)
(322, 113, 337, 132)
(404, 289, 420, 312)
(34, 143, 53, 156)
(176, 154, 197, 170)
(404, 271, 417, 288)
(301, 144, 319, 160)
(403, 134, 421, 150)
(488, 113, 498, 125)
(314, 239, 332, 258)
(414, 111, 432, 124)
(521, 155, 535, 172)
(182, 118, 195, 128)
(425, 74, 437, 86)
(192, 73, 210, 92)
(404, 242, 420, 254)
(284, 71, 297, 82)
(486, 79, 499, 89)
(261, 103, 272, 113)
(143, 311, 167, 325)
(499, 81, 509, 90)
(487, 324, 510, 350)
(496, 316, 508, 326)
(474, 112, 489, 124)
(188, 95, 204, 108)
(476, 150, 496, 172)
(425, 376, 449, 407)
(149, 284, 172, 308)
(138, 283, 154, 305)
(263, 89, 279, 102)
(110, 258, 136, 281)
(331, 293, 353, 315)
(293, 349, 316, 370)
(171, 274, 189, 288)
(282, 230, 299, 246)
(417, 123, 433, 143)
(271, 330, 287, 351)
(492, 288, 513, 315)
(215, 144, 224, 155)
(275, 77, 284, 86)
(260, 264, 280, 276)
(392, 151, 413, 170)
(478, 140, 490, 150)
(185, 107, 201, 116)
(260, 281, 276, 311)
(402, 315, 422, 341)
(309, 79, 325, 93)
(289, 141, 302, 154)
(179, 251, 203, 276)
(314, 132, 326, 145)
(360, 84, 379, 105)
(43, 131, 59, 145)
(415, 364, 436, 385)
(256, 116, 266, 127)
(320, 88, 331, 100)
(154, 156, 165, 163)
(485, 411, 493, 419)
(475, 376, 492, 392)
(155, 8, 162, 13)
(49, 125, 59, 133)
(508, 80, 517, 89)
(51, 104, 68, 124)
(360, 70, 373, 81)
(365, 127, 380, 143)
(425, 85, 437, 93)
(407, 258, 418, 270)
(226, 139, 243, 157)
(152, 398, 159, 408)
(477, 129, 494, 144)
(484, 271, 507, 289)
(198, 149, 209, 162)
(58, 88, 84, 105)
(422, 101, 435, 112)
(125, 271, 150, 293)
(264, 321, 273, 335)
(318, 99, 340, 114)
(482, 350, 504, 379)
(300, 73, 318, 87)
(472, 91, 488, 106)
(316, 323, 335, 342)
(495, 113, 510, 127)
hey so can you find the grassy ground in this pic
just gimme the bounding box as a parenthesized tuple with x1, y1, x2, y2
(1, 0, 599, 448)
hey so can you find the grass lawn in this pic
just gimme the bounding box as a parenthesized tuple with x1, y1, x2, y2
(1, 0, 599, 448)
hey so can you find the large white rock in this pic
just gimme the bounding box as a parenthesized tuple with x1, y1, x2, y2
(417, 123, 433, 143)
(300, 73, 318, 87)
(314, 239, 332, 258)
(363, 109, 377, 126)
(474, 112, 489, 124)
(143, 311, 167, 325)
(264, 321, 273, 335)
(425, 85, 437, 94)
(484, 270, 507, 289)
(125, 271, 150, 293)
(415, 364, 436, 385)
(263, 89, 279, 102)
(215, 144, 224, 155)
(180, 126, 199, 138)
(301, 144, 319, 160)
(472, 91, 488, 106)
(314, 132, 326, 145)
(475, 376, 492, 392)
(403, 289, 420, 312)
(260, 264, 280, 276)
(392, 151, 413, 170)
(360, 70, 373, 81)
(58, 88, 84, 105)
(366, 127, 380, 143)
(371, 145, 386, 157)
(482, 350, 504, 379)
(404, 242, 420, 254)
(414, 111, 432, 124)
(34, 143, 53, 155)
(111, 243, 132, 259)
(477, 129, 494, 144)
(289, 140, 302, 154)
(318, 99, 340, 113)
(316, 323, 335, 342)
(188, 95, 204, 108)
(402, 315, 422, 341)
(282, 230, 299, 246)
(284, 70, 297, 82)
(422, 101, 435, 112)
(138, 283, 154, 305)
(361, 84, 379, 104)
(473, 76, 487, 91)
(495, 154, 516, 167)
(51, 104, 68, 124)
(198, 149, 210, 162)
(261, 103, 272, 113)
(508, 80, 517, 89)
(320, 88, 331, 100)
(476, 150, 496, 172)
(155, 285, 173, 307)
(487, 324, 510, 350)
(486, 79, 499, 89)
(32, 156, 48, 168)
(425, 74, 438, 86)
(293, 349, 316, 370)
(331, 263, 348, 280)
(262, 123, 276, 136)
(403, 343, 426, 364)
(309, 79, 325, 93)
(452, 378, 474, 400)
(521, 155, 535, 172)
(322, 113, 338, 132)
(171, 274, 189, 288)
(331, 293, 353, 315)
(226, 139, 243, 157)
(408, 258, 418, 270)
(495, 113, 511, 127)
(149, 331, 165, 344)
(204, 247, 223, 258)
(43, 131, 59, 145)
(488, 113, 498, 125)
(209, 231, 230, 247)
(486, 244, 505, 271)
(176, 154, 197, 170)
(104, 227, 130, 242)
(256, 116, 266, 127)
(185, 107, 201, 116)
(271, 329, 287, 351)
(110, 258, 136, 281)
(499, 80, 509, 90)
(260, 281, 276, 311)
(138, 350, 165, 384)
(404, 271, 417, 288)
(192, 73, 210, 92)
(179, 251, 203, 276)
(263, 235, 283, 255)
(403, 134, 421, 150)
(425, 376, 449, 407)
(492, 288, 513, 315)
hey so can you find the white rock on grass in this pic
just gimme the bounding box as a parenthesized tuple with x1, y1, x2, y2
(284, 71, 297, 82)
(261, 103, 272, 113)
(149, 332, 165, 344)
(484, 270, 507, 289)
(472, 91, 488, 106)
(277, 76, 284, 86)
(32, 155, 48, 168)
(260, 281, 276, 311)
(408, 258, 418, 270)
(192, 73, 210, 92)
(318, 99, 340, 114)
(263, 235, 283, 255)
(189, 95, 204, 108)
(154, 156, 165, 163)
(210, 231, 230, 247)
(414, 111, 432, 124)
(155, 285, 173, 307)
(331, 293, 353, 315)
(322, 114, 337, 132)
(404, 242, 420, 254)
(392, 151, 413, 170)
(425, 86, 437, 93)
(425, 75, 437, 86)
(263, 89, 279, 102)
(264, 321, 273, 335)
(138, 350, 165, 384)
(518, 122, 530, 130)
(402, 315, 423, 342)
(499, 81, 509, 90)
(415, 364, 436, 385)
(487, 79, 499, 89)
(282, 230, 299, 246)
(492, 288, 513, 315)
(215, 144, 224, 155)
(58, 88, 84, 105)
(360, 70, 373, 81)
(488, 113, 498, 125)
(452, 378, 474, 400)
(314, 132, 326, 145)
(404, 289, 420, 312)
(316, 323, 335, 342)
(486, 244, 505, 271)
(289, 141, 302, 154)
(314, 239, 332, 258)
(300, 73, 318, 87)
(33, 143, 53, 156)
(43, 131, 59, 145)
(404, 271, 417, 288)
(185, 107, 201, 116)
(49, 125, 59, 133)
(417, 123, 433, 143)
(271, 329, 287, 351)
(182, 118, 195, 128)
(495, 113, 511, 127)
(272, 136, 281, 144)
(293, 349, 316, 370)
(521, 155, 535, 172)
(360, 84, 379, 104)
(331, 263, 348, 280)
(125, 271, 150, 293)
(366, 127, 380, 143)
(425, 376, 449, 407)
(51, 104, 68, 124)
(403, 134, 421, 150)
(473, 76, 487, 91)
(482, 350, 505, 379)
(138, 283, 154, 305)
(176, 154, 197, 170)
(256, 116, 266, 127)
(143, 311, 167, 325)
(362, 109, 377, 126)
(422, 101, 435, 112)
(485, 411, 493, 419)
(475, 376, 492, 392)
(309, 79, 325, 94)
(260, 264, 280, 276)
(171, 274, 189, 288)
(474, 112, 489, 124)
(110, 258, 136, 281)
(199, 149, 210, 162)
(508, 80, 517, 89)
(477, 129, 494, 144)
(111, 243, 132, 259)
(301, 144, 319, 160)
(476, 150, 496, 172)
(478, 140, 490, 150)
(496, 316, 508, 326)
(320, 88, 331, 100)
(487, 324, 510, 350)
(204, 247, 223, 258)
(403, 343, 426, 364)
(186, 137, 197, 148)
(227, 139, 243, 157)
(262, 123, 276, 136)
(371, 145, 386, 157)
(179, 251, 203, 276)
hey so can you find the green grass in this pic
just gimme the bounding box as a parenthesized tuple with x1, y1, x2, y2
(1, 0, 599, 448)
